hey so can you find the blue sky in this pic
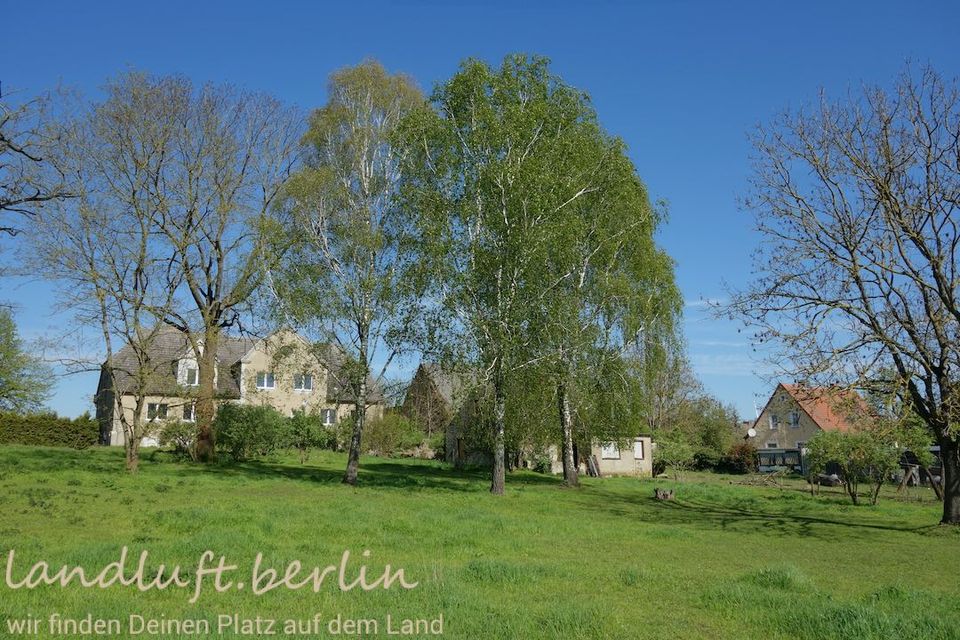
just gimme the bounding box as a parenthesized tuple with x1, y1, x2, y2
(2, 0, 958, 419)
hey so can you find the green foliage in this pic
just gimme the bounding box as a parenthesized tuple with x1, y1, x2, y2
(157, 421, 195, 459)
(655, 432, 696, 480)
(0, 411, 98, 449)
(364, 412, 427, 457)
(288, 410, 333, 463)
(806, 425, 914, 505)
(212, 403, 288, 460)
(0, 308, 52, 412)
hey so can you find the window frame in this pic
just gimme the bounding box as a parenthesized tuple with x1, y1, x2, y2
(147, 403, 169, 421)
(256, 371, 276, 390)
(293, 372, 313, 392)
(321, 408, 337, 427)
(182, 403, 195, 423)
(633, 439, 644, 460)
(600, 442, 620, 460)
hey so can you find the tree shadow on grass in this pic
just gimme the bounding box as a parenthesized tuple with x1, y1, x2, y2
(173, 456, 564, 493)
(576, 487, 940, 539)
(0, 445, 565, 493)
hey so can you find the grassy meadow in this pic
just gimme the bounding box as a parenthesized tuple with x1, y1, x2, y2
(0, 445, 959, 639)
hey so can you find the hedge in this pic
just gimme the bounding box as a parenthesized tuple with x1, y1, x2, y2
(0, 412, 100, 449)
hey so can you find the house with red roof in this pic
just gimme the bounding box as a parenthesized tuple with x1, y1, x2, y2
(748, 383, 868, 471)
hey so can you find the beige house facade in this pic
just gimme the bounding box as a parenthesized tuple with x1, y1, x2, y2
(748, 383, 865, 471)
(592, 437, 654, 477)
(96, 327, 383, 447)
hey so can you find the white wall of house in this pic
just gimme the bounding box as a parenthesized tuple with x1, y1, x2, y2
(592, 437, 653, 477)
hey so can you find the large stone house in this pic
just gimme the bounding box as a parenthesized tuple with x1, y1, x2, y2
(749, 383, 865, 471)
(95, 327, 383, 446)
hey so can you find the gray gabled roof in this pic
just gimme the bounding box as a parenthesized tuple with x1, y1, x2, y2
(104, 325, 255, 398)
(103, 326, 382, 403)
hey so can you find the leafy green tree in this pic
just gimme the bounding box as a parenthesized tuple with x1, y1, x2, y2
(401, 54, 671, 494)
(527, 96, 680, 487)
(275, 60, 425, 485)
(287, 411, 331, 463)
(0, 308, 51, 412)
(654, 431, 695, 481)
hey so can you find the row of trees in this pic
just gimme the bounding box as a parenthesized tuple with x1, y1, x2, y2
(2, 55, 682, 493)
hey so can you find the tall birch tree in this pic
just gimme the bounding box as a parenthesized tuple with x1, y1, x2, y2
(401, 54, 637, 494)
(273, 61, 425, 485)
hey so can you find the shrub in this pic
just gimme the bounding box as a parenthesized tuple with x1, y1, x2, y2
(287, 411, 334, 463)
(363, 412, 426, 457)
(157, 421, 196, 460)
(0, 411, 98, 449)
(693, 448, 722, 471)
(213, 403, 287, 460)
(654, 432, 695, 480)
(722, 442, 758, 474)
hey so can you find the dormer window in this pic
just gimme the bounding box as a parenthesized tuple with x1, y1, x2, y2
(256, 372, 276, 390)
(185, 367, 198, 386)
(293, 373, 313, 392)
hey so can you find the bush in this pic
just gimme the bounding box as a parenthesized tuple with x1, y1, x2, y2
(363, 412, 426, 457)
(287, 411, 334, 463)
(654, 432, 696, 480)
(693, 448, 722, 471)
(721, 442, 758, 474)
(0, 411, 99, 449)
(213, 403, 288, 460)
(157, 421, 196, 459)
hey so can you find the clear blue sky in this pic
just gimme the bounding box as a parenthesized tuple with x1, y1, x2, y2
(2, 0, 957, 419)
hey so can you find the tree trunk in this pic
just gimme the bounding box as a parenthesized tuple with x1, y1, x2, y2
(490, 364, 506, 496)
(343, 333, 369, 486)
(940, 436, 960, 525)
(557, 378, 578, 488)
(125, 437, 140, 473)
(871, 479, 883, 505)
(194, 327, 219, 462)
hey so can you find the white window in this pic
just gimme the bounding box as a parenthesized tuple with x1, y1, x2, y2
(788, 411, 800, 428)
(182, 404, 195, 422)
(601, 442, 620, 460)
(256, 372, 276, 389)
(147, 403, 168, 421)
(293, 373, 313, 391)
(633, 439, 645, 460)
(769, 414, 779, 430)
(766, 441, 778, 449)
(185, 367, 198, 386)
(321, 408, 337, 426)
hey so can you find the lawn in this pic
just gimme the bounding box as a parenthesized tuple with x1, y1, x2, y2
(1, 445, 959, 639)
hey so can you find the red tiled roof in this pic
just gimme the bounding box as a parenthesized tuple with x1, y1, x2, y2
(779, 383, 867, 433)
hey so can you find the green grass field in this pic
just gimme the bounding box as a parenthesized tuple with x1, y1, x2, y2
(1, 445, 959, 639)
